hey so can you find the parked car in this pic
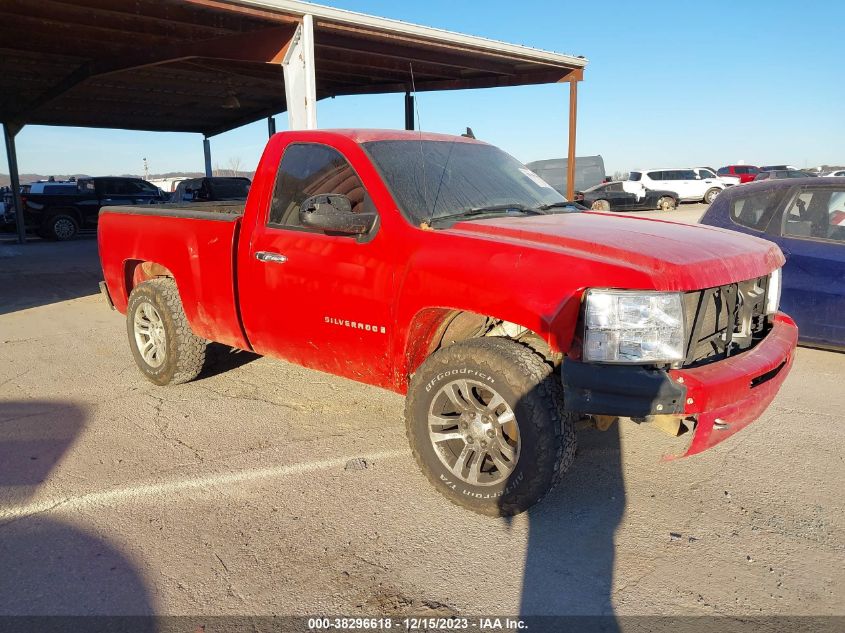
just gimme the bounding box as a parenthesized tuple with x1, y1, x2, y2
(694, 166, 739, 187)
(760, 165, 797, 172)
(700, 177, 845, 349)
(98, 129, 797, 517)
(625, 168, 725, 203)
(754, 170, 816, 181)
(822, 169, 845, 177)
(20, 176, 164, 240)
(575, 181, 678, 211)
(718, 165, 760, 184)
(170, 176, 251, 203)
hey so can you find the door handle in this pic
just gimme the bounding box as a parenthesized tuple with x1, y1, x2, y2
(255, 251, 288, 264)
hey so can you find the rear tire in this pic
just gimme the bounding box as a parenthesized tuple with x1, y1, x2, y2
(591, 199, 611, 212)
(405, 337, 576, 517)
(704, 188, 720, 204)
(44, 214, 79, 241)
(126, 278, 207, 386)
(657, 196, 677, 211)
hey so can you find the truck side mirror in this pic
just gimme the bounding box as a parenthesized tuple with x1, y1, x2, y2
(300, 193, 376, 235)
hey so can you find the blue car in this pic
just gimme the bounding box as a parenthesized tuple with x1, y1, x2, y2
(701, 177, 845, 349)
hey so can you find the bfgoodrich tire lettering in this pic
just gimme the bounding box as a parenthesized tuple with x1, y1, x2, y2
(405, 337, 576, 516)
(126, 278, 207, 386)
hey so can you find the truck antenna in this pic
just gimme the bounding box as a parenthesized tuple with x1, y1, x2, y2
(409, 63, 432, 229)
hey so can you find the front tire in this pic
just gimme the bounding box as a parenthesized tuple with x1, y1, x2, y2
(405, 337, 576, 516)
(704, 188, 720, 204)
(126, 278, 207, 386)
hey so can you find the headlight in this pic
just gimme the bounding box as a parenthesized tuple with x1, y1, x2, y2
(583, 290, 685, 364)
(766, 268, 781, 315)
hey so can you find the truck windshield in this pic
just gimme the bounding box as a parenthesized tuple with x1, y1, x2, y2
(362, 140, 572, 225)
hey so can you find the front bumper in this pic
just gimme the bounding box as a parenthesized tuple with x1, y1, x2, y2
(562, 313, 798, 457)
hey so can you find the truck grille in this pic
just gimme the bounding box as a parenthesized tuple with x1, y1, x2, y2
(682, 275, 772, 367)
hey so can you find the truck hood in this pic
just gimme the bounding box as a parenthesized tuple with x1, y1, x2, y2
(446, 212, 784, 291)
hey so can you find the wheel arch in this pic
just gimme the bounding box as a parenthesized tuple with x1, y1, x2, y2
(44, 206, 82, 224)
(123, 259, 176, 304)
(400, 307, 565, 393)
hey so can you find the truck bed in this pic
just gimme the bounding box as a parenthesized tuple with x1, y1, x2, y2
(98, 203, 250, 350)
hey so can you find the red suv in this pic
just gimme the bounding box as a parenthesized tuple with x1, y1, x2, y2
(718, 165, 759, 184)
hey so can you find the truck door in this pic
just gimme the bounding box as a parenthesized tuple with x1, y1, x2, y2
(238, 142, 395, 388)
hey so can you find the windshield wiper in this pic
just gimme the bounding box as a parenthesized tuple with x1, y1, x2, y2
(429, 203, 545, 225)
(537, 201, 586, 211)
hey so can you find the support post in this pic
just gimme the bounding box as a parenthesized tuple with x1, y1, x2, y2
(267, 116, 277, 138)
(282, 15, 317, 130)
(566, 79, 578, 201)
(404, 91, 414, 131)
(3, 123, 26, 244)
(203, 137, 212, 177)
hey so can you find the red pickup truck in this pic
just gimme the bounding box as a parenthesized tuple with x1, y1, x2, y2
(99, 130, 798, 516)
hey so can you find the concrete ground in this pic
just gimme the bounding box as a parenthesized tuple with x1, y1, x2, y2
(620, 201, 709, 224)
(0, 231, 843, 619)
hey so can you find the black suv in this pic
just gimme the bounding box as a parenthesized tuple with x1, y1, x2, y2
(20, 176, 164, 240)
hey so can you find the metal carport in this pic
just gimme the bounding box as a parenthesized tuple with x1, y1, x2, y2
(0, 0, 587, 243)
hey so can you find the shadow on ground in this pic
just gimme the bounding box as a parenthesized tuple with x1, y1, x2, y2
(0, 400, 155, 619)
(493, 373, 625, 630)
(198, 342, 261, 380)
(514, 426, 624, 629)
(0, 237, 102, 315)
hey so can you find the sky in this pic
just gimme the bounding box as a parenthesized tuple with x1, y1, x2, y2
(2, 0, 843, 178)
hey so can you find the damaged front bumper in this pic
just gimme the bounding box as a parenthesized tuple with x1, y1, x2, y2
(561, 313, 799, 457)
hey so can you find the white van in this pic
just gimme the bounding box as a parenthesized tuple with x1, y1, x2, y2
(624, 168, 726, 204)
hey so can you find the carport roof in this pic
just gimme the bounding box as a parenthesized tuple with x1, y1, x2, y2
(0, 0, 587, 137)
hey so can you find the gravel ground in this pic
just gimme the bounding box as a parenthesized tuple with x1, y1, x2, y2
(0, 236, 842, 618)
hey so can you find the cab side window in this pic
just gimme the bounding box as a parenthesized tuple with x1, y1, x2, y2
(98, 179, 119, 196)
(268, 143, 370, 229)
(783, 188, 845, 242)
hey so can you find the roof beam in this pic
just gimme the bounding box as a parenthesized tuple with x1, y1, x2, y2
(8, 23, 297, 125)
(320, 68, 579, 98)
(315, 31, 519, 76)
